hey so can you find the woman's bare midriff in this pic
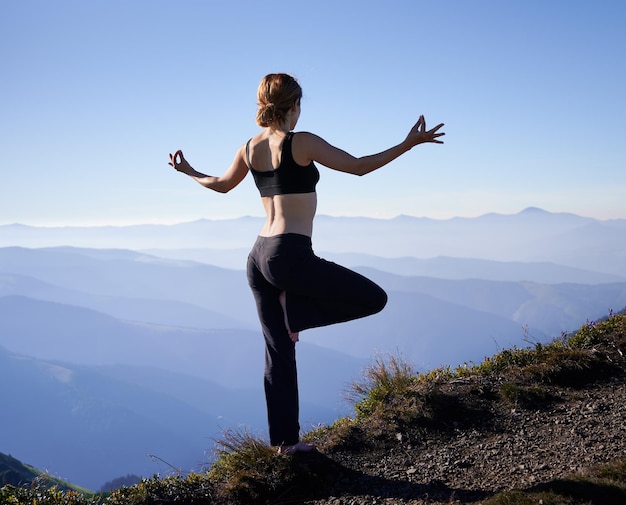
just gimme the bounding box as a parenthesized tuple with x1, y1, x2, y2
(259, 193, 317, 237)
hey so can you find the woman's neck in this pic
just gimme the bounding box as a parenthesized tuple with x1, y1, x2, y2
(268, 122, 291, 136)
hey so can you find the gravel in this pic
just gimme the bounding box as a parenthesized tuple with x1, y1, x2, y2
(298, 374, 626, 504)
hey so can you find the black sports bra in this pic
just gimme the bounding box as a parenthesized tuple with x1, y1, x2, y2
(246, 132, 320, 197)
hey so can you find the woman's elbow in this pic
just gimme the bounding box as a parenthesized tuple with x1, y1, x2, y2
(352, 166, 370, 177)
(344, 159, 368, 176)
(205, 178, 234, 193)
(212, 184, 231, 194)
(352, 157, 378, 176)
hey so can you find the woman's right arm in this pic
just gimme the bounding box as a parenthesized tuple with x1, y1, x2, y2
(168, 145, 249, 193)
(299, 115, 444, 176)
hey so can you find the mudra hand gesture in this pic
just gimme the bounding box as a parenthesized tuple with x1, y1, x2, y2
(168, 149, 193, 175)
(406, 115, 445, 147)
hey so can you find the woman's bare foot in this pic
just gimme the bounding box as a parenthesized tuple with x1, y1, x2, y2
(277, 441, 315, 455)
(279, 291, 299, 343)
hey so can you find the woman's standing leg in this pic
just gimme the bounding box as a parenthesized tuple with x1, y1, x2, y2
(247, 245, 300, 447)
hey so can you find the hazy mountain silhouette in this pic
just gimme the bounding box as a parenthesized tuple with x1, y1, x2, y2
(0, 333, 359, 490)
(0, 246, 259, 327)
(1, 210, 624, 275)
(1, 245, 624, 367)
(0, 345, 214, 490)
(140, 248, 625, 284)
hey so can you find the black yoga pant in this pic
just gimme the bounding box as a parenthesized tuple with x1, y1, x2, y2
(246, 233, 388, 446)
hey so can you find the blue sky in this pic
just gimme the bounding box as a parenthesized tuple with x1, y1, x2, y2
(2, 0, 625, 226)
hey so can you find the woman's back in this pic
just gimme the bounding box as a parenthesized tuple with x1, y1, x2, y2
(246, 130, 318, 238)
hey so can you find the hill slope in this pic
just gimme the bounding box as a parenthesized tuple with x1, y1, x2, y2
(302, 312, 626, 504)
(0, 453, 38, 488)
(0, 452, 89, 494)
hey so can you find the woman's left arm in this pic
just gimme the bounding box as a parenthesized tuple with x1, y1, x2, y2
(299, 115, 444, 176)
(168, 145, 249, 193)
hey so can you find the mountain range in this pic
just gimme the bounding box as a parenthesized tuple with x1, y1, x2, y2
(2, 208, 625, 276)
(1, 208, 625, 489)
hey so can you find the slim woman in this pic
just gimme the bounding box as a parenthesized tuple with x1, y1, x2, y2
(169, 73, 445, 454)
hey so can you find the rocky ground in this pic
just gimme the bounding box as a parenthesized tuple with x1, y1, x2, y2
(271, 328, 626, 505)
(297, 376, 626, 504)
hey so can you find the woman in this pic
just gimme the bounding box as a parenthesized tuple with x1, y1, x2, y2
(169, 73, 445, 454)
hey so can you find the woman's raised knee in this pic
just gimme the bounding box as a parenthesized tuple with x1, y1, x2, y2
(368, 285, 388, 315)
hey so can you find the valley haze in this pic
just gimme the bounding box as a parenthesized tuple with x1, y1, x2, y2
(1, 208, 625, 490)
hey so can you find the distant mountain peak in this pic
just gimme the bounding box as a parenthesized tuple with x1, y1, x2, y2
(519, 207, 549, 214)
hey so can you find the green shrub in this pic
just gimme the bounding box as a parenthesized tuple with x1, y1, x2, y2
(499, 382, 551, 408)
(349, 353, 420, 419)
(206, 429, 293, 503)
(0, 484, 93, 505)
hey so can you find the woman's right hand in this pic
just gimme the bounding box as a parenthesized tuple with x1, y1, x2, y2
(406, 115, 445, 147)
(168, 149, 193, 175)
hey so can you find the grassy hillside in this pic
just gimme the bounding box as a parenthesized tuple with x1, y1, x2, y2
(0, 452, 90, 496)
(0, 453, 39, 487)
(2, 310, 625, 504)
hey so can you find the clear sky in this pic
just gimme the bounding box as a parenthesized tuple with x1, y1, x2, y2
(2, 0, 625, 226)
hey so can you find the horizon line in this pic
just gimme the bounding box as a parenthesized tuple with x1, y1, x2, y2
(1, 207, 622, 228)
